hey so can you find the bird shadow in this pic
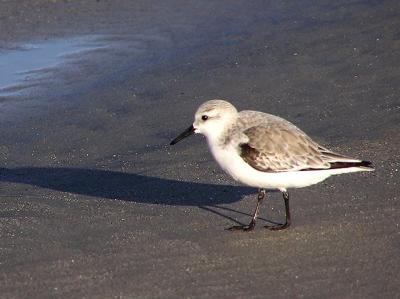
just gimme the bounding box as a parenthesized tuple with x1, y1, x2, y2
(0, 167, 278, 225)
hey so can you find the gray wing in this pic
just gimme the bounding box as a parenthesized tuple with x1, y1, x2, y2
(239, 125, 359, 172)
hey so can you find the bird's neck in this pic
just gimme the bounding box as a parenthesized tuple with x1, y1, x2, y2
(206, 120, 238, 148)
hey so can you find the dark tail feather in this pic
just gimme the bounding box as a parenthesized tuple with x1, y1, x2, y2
(329, 160, 373, 169)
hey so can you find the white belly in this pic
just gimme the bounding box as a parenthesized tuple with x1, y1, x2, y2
(209, 143, 341, 191)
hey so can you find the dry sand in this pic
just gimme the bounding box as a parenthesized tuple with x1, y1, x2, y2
(0, 0, 399, 298)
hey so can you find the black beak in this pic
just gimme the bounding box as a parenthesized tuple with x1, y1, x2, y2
(170, 125, 195, 145)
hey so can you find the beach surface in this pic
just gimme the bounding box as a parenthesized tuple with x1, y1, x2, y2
(0, 0, 399, 298)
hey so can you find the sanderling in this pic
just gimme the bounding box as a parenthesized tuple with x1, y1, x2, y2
(170, 99, 374, 231)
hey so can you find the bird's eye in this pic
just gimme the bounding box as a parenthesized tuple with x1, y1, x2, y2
(201, 115, 208, 121)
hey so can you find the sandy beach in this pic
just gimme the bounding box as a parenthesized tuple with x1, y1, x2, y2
(0, 0, 399, 298)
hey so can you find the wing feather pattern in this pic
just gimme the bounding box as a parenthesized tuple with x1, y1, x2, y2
(238, 125, 368, 172)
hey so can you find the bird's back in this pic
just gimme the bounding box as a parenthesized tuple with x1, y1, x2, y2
(237, 110, 305, 134)
(235, 110, 372, 172)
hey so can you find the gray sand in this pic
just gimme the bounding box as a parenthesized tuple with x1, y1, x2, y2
(0, 0, 399, 298)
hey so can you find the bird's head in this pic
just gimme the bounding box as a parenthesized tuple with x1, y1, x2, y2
(170, 99, 238, 145)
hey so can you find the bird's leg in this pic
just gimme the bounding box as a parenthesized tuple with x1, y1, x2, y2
(228, 189, 266, 232)
(264, 191, 291, 230)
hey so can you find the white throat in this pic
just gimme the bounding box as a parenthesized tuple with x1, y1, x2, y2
(200, 117, 237, 147)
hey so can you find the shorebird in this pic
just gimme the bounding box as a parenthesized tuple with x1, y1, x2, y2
(170, 99, 373, 231)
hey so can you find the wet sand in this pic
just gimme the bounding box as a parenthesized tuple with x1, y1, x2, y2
(0, 0, 399, 298)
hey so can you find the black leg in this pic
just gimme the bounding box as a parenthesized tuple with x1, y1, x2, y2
(228, 189, 266, 232)
(264, 191, 291, 230)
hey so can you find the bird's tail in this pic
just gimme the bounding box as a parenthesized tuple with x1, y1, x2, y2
(328, 160, 374, 171)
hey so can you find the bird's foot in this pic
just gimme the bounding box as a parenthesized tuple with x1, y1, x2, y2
(264, 222, 290, 231)
(227, 220, 255, 232)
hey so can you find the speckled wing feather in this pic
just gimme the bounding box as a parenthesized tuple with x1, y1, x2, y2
(238, 124, 361, 172)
